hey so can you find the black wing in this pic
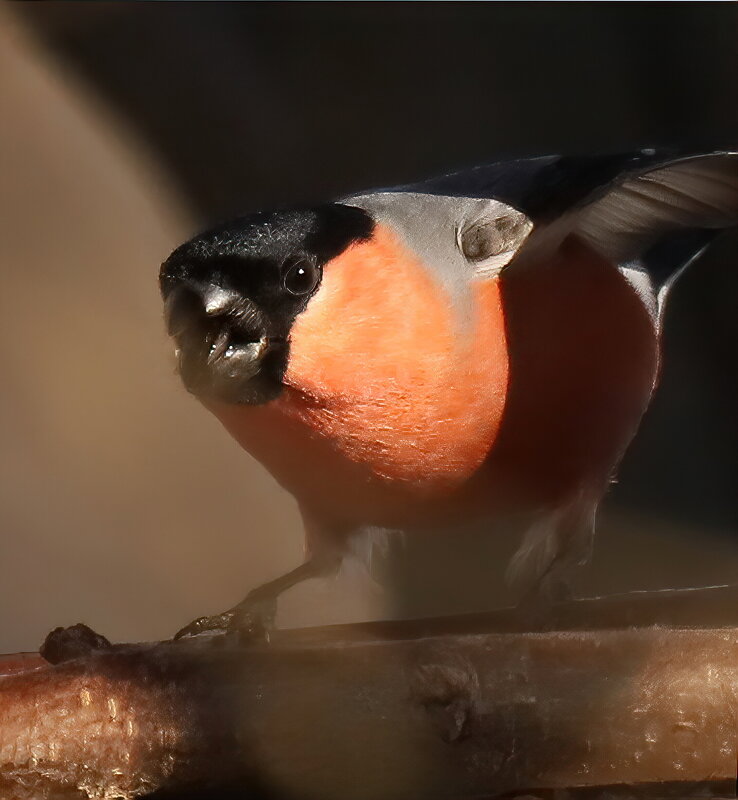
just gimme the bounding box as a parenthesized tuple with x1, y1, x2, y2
(402, 148, 738, 293)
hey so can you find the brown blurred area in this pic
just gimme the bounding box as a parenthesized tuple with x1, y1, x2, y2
(0, 4, 736, 652)
(0, 9, 379, 653)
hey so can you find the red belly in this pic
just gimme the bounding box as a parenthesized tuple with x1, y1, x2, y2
(482, 236, 659, 512)
(207, 236, 658, 533)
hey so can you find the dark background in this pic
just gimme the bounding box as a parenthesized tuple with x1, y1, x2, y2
(3, 3, 737, 645)
(18, 4, 738, 217)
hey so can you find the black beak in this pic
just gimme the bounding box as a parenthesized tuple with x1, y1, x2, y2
(160, 263, 287, 406)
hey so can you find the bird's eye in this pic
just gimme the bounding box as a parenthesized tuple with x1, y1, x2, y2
(283, 259, 320, 296)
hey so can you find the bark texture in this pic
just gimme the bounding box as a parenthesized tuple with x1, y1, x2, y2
(2, 586, 738, 800)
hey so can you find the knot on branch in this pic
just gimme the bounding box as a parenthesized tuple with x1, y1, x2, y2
(40, 623, 112, 665)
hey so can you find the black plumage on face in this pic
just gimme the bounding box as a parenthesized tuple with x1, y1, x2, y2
(160, 204, 374, 405)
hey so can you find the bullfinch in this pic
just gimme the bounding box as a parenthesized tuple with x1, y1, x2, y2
(160, 148, 738, 638)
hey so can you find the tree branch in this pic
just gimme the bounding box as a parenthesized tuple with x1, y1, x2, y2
(2, 586, 738, 799)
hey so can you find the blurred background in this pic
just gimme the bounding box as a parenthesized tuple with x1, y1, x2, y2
(0, 3, 736, 653)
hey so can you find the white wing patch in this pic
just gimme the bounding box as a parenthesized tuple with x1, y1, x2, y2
(618, 265, 658, 325)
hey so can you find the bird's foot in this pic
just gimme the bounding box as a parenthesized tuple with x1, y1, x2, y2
(173, 592, 277, 644)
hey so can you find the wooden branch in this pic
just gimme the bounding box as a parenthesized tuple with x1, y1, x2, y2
(3, 586, 738, 800)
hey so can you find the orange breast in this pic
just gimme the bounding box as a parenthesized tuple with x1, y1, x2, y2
(204, 231, 658, 533)
(277, 224, 509, 491)
(204, 224, 510, 526)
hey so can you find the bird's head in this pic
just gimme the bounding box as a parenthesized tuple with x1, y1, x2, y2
(159, 204, 375, 405)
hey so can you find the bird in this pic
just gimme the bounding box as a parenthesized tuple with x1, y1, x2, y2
(160, 148, 738, 639)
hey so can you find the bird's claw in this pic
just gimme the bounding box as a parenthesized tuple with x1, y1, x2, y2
(172, 611, 235, 640)
(173, 595, 277, 644)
